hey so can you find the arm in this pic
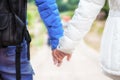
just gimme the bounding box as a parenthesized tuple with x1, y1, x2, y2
(35, 0, 63, 50)
(57, 0, 106, 54)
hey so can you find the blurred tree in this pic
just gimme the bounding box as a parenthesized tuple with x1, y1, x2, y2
(57, 0, 109, 18)
(68, 0, 79, 5)
(57, 0, 109, 12)
(28, 0, 109, 13)
(57, 0, 79, 12)
(28, 0, 34, 3)
(27, 0, 109, 18)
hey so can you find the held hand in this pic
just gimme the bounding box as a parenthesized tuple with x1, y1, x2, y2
(52, 49, 72, 67)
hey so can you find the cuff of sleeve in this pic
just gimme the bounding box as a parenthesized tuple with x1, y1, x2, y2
(57, 36, 78, 54)
(50, 39, 59, 50)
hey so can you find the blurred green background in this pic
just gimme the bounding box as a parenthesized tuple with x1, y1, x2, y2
(27, 0, 109, 51)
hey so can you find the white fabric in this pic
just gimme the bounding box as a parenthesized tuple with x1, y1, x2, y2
(57, 0, 120, 76)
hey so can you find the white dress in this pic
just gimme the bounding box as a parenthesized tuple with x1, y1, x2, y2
(57, 0, 120, 75)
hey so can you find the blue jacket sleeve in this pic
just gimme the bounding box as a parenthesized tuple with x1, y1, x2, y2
(35, 0, 63, 50)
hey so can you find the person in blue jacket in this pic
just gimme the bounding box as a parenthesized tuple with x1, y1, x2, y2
(36, 0, 71, 67)
(36, 0, 63, 50)
(0, 0, 69, 80)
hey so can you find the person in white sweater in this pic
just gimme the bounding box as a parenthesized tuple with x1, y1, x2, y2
(52, 0, 120, 80)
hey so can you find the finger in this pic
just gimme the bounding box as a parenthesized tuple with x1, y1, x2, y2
(57, 53, 65, 61)
(52, 50, 59, 65)
(52, 52, 63, 66)
(53, 57, 58, 65)
(52, 56, 60, 66)
(67, 54, 72, 61)
(57, 61, 63, 67)
(53, 51, 60, 61)
(56, 50, 66, 57)
(59, 52, 66, 58)
(54, 51, 65, 61)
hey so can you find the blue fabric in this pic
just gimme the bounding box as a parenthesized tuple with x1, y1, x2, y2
(0, 40, 34, 80)
(0, 72, 33, 80)
(35, 0, 63, 50)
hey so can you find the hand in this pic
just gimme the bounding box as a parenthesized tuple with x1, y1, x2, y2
(52, 49, 72, 67)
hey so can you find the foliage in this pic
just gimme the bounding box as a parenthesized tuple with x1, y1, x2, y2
(57, 0, 79, 12)
(27, 3, 47, 47)
(56, 0, 109, 18)
(102, 0, 109, 17)
(60, 11, 74, 18)
(28, 0, 34, 3)
(27, 3, 38, 28)
(28, 0, 109, 14)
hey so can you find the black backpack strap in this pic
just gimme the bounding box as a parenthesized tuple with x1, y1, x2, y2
(24, 0, 31, 60)
(15, 45, 22, 80)
(7, 0, 22, 80)
(0, 74, 3, 80)
(25, 30, 31, 60)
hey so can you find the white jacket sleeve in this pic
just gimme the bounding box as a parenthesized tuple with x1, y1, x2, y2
(57, 0, 106, 54)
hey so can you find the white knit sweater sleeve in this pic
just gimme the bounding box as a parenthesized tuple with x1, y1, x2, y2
(57, 0, 105, 54)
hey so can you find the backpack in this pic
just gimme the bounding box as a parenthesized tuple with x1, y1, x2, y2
(0, 0, 31, 80)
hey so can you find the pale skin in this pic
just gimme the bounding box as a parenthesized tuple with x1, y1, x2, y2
(52, 49, 72, 67)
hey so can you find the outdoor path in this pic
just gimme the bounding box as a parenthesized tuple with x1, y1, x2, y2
(31, 40, 112, 80)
